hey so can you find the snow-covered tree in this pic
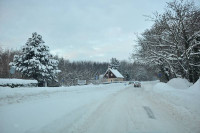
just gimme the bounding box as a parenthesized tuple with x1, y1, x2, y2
(109, 58, 120, 69)
(9, 32, 60, 86)
(125, 72, 130, 81)
(132, 0, 200, 83)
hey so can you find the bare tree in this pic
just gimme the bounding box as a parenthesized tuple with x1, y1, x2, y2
(133, 0, 200, 83)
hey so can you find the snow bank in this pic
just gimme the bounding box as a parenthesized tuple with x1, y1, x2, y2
(188, 78, 200, 92)
(151, 79, 200, 127)
(0, 79, 38, 85)
(0, 78, 38, 87)
(143, 79, 200, 133)
(167, 78, 192, 89)
(153, 79, 200, 112)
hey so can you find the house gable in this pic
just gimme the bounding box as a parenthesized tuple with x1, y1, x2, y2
(103, 68, 124, 79)
(104, 70, 117, 79)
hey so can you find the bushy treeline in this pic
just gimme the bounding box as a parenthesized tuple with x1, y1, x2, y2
(1, 48, 157, 86)
(119, 60, 157, 81)
(57, 58, 157, 86)
(57, 58, 109, 86)
(133, 0, 200, 83)
(0, 48, 21, 78)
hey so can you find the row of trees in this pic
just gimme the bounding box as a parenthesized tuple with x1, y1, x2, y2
(119, 60, 157, 81)
(57, 59, 109, 86)
(1, 45, 157, 86)
(57, 58, 157, 86)
(0, 31, 157, 86)
(133, 0, 200, 83)
(0, 48, 21, 78)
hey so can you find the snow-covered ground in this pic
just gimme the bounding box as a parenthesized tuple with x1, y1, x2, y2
(143, 79, 200, 133)
(0, 79, 200, 133)
(0, 83, 126, 133)
(0, 78, 37, 86)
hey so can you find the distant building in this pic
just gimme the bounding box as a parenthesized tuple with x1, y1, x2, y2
(103, 68, 124, 82)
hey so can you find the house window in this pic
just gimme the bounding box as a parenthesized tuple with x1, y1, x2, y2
(111, 73, 113, 76)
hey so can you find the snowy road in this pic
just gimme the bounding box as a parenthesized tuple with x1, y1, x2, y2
(58, 85, 190, 133)
(0, 82, 199, 133)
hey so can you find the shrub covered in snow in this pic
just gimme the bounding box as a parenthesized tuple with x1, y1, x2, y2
(0, 78, 38, 88)
(9, 32, 60, 86)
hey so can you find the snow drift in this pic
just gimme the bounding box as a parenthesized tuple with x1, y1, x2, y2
(0, 78, 38, 87)
(149, 78, 200, 133)
(167, 78, 192, 89)
(153, 78, 200, 112)
(188, 78, 200, 92)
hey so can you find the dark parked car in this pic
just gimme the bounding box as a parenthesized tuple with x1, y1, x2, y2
(134, 81, 141, 87)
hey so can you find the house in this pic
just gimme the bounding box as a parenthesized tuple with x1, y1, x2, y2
(103, 68, 124, 82)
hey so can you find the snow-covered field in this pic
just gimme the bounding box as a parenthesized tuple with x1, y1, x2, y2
(0, 79, 200, 133)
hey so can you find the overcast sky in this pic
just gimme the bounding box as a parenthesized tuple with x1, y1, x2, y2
(0, 0, 199, 62)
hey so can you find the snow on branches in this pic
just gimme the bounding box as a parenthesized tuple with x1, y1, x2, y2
(133, 0, 200, 83)
(9, 32, 61, 84)
(108, 58, 120, 69)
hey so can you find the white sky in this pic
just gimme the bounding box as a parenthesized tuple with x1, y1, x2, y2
(0, 0, 199, 62)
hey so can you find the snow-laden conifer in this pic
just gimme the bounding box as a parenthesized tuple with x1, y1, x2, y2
(108, 58, 120, 69)
(10, 32, 60, 85)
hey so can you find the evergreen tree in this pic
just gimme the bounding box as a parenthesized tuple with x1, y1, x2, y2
(109, 58, 120, 69)
(125, 72, 130, 81)
(9, 32, 60, 86)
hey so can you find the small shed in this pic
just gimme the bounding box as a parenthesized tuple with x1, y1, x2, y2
(103, 68, 124, 82)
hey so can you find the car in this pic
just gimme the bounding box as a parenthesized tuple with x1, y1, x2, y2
(134, 81, 141, 87)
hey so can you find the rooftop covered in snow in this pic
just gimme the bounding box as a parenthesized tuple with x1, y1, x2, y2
(104, 68, 124, 78)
